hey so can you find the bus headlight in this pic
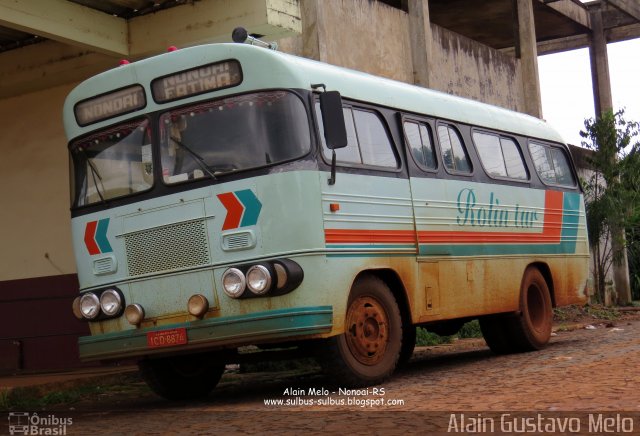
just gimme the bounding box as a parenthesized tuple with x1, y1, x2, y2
(100, 289, 122, 316)
(72, 296, 83, 320)
(246, 265, 272, 295)
(80, 293, 100, 320)
(222, 268, 246, 298)
(125, 303, 145, 326)
(188, 294, 209, 317)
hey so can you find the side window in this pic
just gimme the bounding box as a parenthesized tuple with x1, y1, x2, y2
(529, 141, 576, 186)
(316, 102, 398, 169)
(354, 110, 398, 167)
(473, 131, 527, 180)
(501, 137, 528, 179)
(403, 120, 437, 170)
(437, 124, 472, 173)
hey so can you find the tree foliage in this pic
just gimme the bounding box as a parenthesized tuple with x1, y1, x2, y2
(580, 109, 640, 303)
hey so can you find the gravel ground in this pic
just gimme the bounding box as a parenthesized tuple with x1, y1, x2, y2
(17, 314, 638, 435)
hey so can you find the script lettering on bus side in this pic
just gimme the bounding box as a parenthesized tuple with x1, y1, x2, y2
(152, 60, 242, 102)
(75, 86, 146, 126)
(456, 188, 539, 228)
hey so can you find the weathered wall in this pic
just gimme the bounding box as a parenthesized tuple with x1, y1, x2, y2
(318, 0, 413, 83)
(280, 0, 525, 113)
(0, 84, 77, 281)
(280, 0, 413, 82)
(429, 24, 524, 112)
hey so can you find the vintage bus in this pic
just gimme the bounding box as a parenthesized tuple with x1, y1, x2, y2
(64, 38, 589, 400)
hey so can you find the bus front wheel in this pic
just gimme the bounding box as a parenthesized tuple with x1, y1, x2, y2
(318, 275, 402, 387)
(139, 353, 225, 400)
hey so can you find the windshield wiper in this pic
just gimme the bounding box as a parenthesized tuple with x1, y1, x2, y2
(79, 148, 106, 203)
(170, 136, 217, 180)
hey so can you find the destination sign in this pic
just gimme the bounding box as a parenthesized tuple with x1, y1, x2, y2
(151, 60, 242, 103)
(75, 85, 146, 126)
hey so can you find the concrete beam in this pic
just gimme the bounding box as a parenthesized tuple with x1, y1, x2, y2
(535, 34, 590, 55)
(300, 0, 328, 61)
(538, 0, 591, 29)
(518, 0, 543, 118)
(0, 0, 128, 56)
(504, 21, 640, 56)
(129, 0, 302, 57)
(408, 0, 433, 88)
(590, 8, 613, 115)
(0, 40, 117, 99)
(608, 0, 640, 21)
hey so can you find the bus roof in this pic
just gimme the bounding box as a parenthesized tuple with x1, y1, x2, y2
(63, 43, 565, 144)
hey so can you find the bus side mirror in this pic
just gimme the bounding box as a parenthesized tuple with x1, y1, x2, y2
(319, 91, 347, 150)
(319, 91, 347, 186)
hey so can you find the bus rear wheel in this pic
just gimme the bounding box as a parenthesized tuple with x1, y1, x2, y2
(139, 353, 225, 400)
(480, 267, 553, 353)
(318, 275, 402, 387)
(514, 267, 553, 350)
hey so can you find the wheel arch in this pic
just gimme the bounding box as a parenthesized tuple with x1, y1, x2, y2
(353, 268, 413, 328)
(527, 262, 556, 307)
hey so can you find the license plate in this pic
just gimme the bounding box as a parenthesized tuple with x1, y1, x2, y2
(147, 328, 187, 348)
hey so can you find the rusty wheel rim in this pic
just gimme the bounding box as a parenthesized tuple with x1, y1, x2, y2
(345, 296, 389, 366)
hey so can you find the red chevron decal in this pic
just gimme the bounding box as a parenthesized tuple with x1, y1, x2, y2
(217, 192, 244, 230)
(84, 220, 100, 255)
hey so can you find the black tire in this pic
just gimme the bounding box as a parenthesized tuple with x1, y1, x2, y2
(480, 267, 553, 354)
(317, 275, 403, 387)
(139, 353, 225, 401)
(511, 267, 553, 351)
(479, 314, 514, 354)
(397, 323, 416, 369)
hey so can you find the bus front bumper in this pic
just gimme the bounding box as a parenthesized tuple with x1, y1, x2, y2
(78, 306, 333, 361)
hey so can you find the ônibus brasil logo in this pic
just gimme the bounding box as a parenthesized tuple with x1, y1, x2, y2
(8, 412, 73, 435)
(217, 190, 262, 230)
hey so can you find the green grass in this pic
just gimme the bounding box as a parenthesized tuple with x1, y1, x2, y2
(554, 304, 621, 322)
(0, 373, 144, 411)
(457, 320, 482, 338)
(415, 320, 482, 346)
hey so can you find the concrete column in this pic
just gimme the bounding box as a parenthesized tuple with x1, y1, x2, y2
(516, 0, 542, 118)
(300, 0, 328, 62)
(408, 0, 432, 88)
(589, 6, 632, 305)
(589, 6, 613, 114)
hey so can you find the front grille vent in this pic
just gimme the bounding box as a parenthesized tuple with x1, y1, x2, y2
(125, 220, 210, 276)
(222, 231, 256, 251)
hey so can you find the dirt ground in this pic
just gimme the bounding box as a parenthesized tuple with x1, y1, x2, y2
(5, 310, 640, 435)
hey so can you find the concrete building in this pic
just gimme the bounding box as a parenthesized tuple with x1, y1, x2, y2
(0, 0, 638, 371)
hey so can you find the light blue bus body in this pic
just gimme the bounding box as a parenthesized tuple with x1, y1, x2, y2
(63, 43, 588, 394)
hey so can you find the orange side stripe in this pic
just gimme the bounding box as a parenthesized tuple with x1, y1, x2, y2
(324, 229, 416, 244)
(325, 191, 566, 245)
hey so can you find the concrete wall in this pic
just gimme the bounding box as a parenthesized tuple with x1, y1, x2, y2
(429, 24, 524, 112)
(0, 84, 87, 371)
(281, 0, 525, 113)
(319, 0, 413, 83)
(0, 84, 77, 281)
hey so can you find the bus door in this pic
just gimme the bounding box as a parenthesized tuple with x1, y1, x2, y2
(401, 116, 444, 317)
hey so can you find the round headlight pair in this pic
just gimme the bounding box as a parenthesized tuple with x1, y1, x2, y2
(222, 265, 272, 298)
(77, 289, 122, 320)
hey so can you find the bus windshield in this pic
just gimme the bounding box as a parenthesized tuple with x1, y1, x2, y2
(159, 90, 310, 183)
(70, 119, 152, 207)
